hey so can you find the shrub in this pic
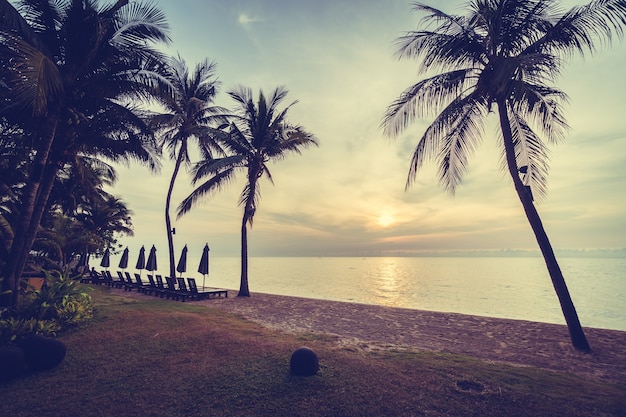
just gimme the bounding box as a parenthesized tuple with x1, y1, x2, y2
(0, 269, 93, 347)
(17, 269, 94, 326)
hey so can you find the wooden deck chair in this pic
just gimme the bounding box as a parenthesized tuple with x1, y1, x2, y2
(187, 278, 228, 299)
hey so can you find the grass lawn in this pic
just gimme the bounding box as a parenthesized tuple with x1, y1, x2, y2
(1, 286, 624, 417)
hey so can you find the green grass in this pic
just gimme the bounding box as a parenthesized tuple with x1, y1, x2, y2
(1, 286, 625, 417)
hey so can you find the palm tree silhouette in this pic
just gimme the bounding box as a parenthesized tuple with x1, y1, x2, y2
(150, 56, 225, 281)
(0, 0, 170, 305)
(178, 86, 318, 296)
(382, 0, 626, 352)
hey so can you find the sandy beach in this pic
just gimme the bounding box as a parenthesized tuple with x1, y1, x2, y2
(196, 292, 626, 384)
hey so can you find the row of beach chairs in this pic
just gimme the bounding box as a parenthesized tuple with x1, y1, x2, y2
(82, 269, 228, 301)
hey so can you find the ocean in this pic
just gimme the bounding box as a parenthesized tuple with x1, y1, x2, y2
(124, 255, 626, 331)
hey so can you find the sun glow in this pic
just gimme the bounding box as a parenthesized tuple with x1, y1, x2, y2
(378, 212, 395, 227)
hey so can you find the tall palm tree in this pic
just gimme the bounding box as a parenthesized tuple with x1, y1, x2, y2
(178, 86, 318, 296)
(382, 0, 626, 352)
(150, 56, 225, 281)
(0, 0, 169, 306)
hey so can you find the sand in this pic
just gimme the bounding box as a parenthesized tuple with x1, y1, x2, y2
(196, 292, 626, 384)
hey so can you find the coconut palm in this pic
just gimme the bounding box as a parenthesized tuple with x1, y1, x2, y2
(150, 56, 226, 281)
(382, 0, 626, 352)
(178, 86, 318, 297)
(0, 0, 169, 306)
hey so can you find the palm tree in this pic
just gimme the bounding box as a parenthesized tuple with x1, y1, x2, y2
(382, 0, 626, 352)
(178, 86, 318, 296)
(0, 0, 169, 306)
(150, 56, 225, 281)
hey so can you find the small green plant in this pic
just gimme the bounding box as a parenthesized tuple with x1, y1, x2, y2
(0, 269, 93, 346)
(17, 269, 94, 324)
(0, 317, 61, 346)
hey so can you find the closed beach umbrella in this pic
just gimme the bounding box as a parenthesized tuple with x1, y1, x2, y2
(135, 246, 146, 276)
(146, 245, 157, 272)
(176, 245, 188, 277)
(198, 243, 210, 288)
(100, 248, 110, 269)
(118, 247, 129, 269)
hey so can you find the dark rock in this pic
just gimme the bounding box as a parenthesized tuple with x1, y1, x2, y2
(290, 347, 319, 376)
(17, 335, 66, 371)
(0, 345, 27, 382)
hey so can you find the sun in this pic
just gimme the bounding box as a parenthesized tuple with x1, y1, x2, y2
(378, 212, 395, 227)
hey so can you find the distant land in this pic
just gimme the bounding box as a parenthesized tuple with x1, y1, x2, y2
(298, 248, 626, 258)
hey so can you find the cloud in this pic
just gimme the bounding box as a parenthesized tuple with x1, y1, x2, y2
(238, 13, 261, 29)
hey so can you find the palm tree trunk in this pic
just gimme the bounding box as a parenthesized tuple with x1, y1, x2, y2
(1, 119, 58, 307)
(239, 211, 250, 297)
(497, 101, 590, 352)
(165, 149, 184, 281)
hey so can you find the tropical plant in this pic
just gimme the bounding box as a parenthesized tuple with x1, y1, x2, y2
(178, 86, 318, 296)
(150, 56, 226, 281)
(382, 0, 626, 352)
(17, 269, 93, 325)
(0, 0, 170, 306)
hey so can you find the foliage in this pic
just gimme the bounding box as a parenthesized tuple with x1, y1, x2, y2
(178, 86, 318, 296)
(0, 317, 60, 346)
(381, 0, 626, 353)
(149, 55, 225, 280)
(0, 0, 170, 307)
(0, 269, 93, 346)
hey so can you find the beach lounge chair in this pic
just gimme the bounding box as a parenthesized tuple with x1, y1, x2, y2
(162, 277, 185, 301)
(154, 275, 165, 297)
(134, 273, 151, 293)
(176, 277, 196, 301)
(123, 272, 135, 291)
(101, 270, 113, 287)
(113, 272, 126, 289)
(144, 275, 158, 296)
(87, 269, 104, 285)
(187, 278, 228, 299)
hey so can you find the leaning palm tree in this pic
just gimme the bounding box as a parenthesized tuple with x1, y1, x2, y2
(0, 0, 169, 306)
(382, 0, 626, 352)
(150, 56, 226, 281)
(178, 86, 318, 297)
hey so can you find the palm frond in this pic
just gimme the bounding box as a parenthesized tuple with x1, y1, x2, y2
(382, 69, 472, 137)
(434, 95, 487, 193)
(177, 168, 235, 217)
(111, 0, 171, 48)
(502, 107, 551, 200)
(529, 0, 626, 57)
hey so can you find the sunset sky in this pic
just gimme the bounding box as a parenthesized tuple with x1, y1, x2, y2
(108, 0, 626, 258)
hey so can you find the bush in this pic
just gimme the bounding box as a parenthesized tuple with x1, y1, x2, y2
(17, 269, 94, 326)
(0, 269, 93, 348)
(0, 316, 61, 346)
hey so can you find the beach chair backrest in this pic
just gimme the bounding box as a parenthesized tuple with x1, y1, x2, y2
(165, 277, 176, 290)
(135, 274, 145, 285)
(155, 275, 164, 288)
(147, 275, 156, 287)
(187, 278, 198, 294)
(177, 277, 188, 291)
(117, 271, 125, 281)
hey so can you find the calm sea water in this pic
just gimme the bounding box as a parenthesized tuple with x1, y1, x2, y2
(127, 256, 626, 331)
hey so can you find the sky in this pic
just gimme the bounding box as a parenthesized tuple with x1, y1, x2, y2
(107, 0, 626, 259)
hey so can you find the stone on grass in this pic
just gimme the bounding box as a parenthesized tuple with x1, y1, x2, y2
(17, 335, 66, 371)
(0, 345, 27, 382)
(290, 347, 319, 376)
